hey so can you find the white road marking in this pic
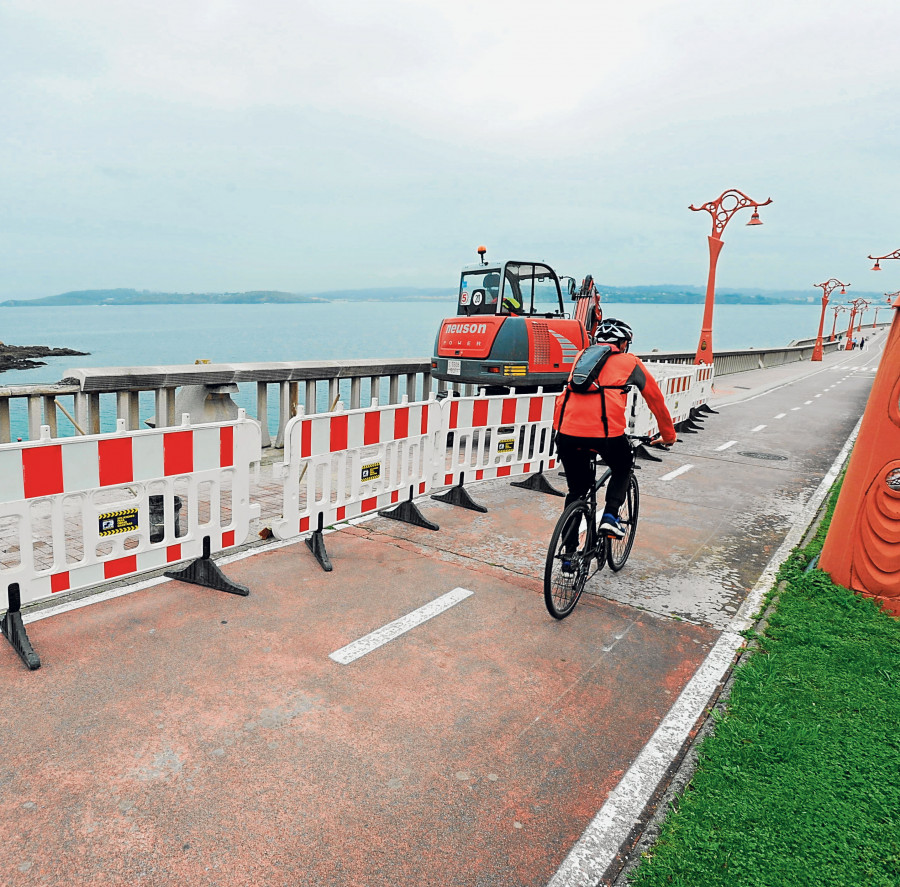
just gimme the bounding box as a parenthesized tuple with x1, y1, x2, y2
(715, 441, 737, 451)
(660, 464, 694, 481)
(815, 394, 822, 398)
(550, 413, 865, 887)
(774, 413, 786, 419)
(329, 587, 474, 664)
(804, 400, 813, 405)
(791, 407, 802, 411)
(751, 424, 766, 432)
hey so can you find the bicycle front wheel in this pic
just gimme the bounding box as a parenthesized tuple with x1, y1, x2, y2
(544, 501, 593, 619)
(607, 473, 640, 572)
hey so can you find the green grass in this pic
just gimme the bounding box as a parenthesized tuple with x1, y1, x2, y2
(629, 479, 900, 887)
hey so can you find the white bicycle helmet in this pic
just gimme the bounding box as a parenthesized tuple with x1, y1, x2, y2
(594, 317, 634, 345)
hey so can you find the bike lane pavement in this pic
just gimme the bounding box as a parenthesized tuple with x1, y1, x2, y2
(0, 340, 881, 887)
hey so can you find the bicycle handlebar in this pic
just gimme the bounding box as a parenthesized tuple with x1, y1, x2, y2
(628, 434, 676, 449)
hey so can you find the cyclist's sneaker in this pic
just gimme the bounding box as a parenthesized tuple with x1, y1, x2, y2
(561, 554, 577, 575)
(600, 513, 625, 538)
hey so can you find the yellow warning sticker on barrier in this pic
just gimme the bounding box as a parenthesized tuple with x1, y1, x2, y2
(361, 462, 381, 482)
(99, 508, 139, 536)
(497, 439, 515, 453)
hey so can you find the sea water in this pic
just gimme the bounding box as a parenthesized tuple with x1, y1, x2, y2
(0, 300, 825, 437)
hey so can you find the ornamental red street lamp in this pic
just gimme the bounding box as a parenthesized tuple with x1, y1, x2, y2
(868, 247, 900, 271)
(690, 188, 772, 365)
(879, 293, 900, 327)
(856, 299, 871, 332)
(845, 298, 866, 349)
(830, 304, 847, 342)
(811, 278, 849, 361)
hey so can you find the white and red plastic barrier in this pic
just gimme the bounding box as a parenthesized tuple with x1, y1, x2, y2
(0, 412, 261, 614)
(273, 396, 442, 552)
(629, 362, 715, 438)
(694, 364, 715, 408)
(436, 392, 557, 487)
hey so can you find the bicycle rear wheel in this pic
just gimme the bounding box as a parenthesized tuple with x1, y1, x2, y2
(607, 474, 639, 571)
(544, 501, 592, 619)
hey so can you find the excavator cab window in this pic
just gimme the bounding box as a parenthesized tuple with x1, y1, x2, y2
(502, 263, 564, 316)
(457, 269, 502, 316)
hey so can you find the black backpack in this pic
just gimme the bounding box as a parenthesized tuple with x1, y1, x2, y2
(568, 344, 613, 393)
(556, 344, 630, 437)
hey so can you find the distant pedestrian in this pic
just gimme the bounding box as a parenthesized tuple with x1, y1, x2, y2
(860, 337, 866, 350)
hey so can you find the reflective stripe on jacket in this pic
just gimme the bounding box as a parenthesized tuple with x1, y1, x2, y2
(552, 347, 677, 440)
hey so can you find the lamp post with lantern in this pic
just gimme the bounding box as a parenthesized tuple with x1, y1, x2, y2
(844, 298, 866, 349)
(878, 293, 900, 328)
(856, 299, 871, 333)
(868, 248, 900, 271)
(811, 279, 849, 361)
(689, 188, 772, 365)
(830, 304, 847, 342)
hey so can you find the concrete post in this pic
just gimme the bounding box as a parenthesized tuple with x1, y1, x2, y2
(0, 398, 10, 443)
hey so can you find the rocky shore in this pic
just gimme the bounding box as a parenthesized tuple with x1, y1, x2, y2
(0, 343, 89, 373)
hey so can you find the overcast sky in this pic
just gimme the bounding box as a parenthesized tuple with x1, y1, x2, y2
(2, 0, 898, 298)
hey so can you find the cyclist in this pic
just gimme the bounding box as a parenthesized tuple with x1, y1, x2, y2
(552, 318, 677, 538)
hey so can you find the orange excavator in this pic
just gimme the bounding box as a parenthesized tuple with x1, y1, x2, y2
(431, 246, 602, 391)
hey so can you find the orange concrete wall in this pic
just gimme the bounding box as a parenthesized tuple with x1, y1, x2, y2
(820, 301, 900, 616)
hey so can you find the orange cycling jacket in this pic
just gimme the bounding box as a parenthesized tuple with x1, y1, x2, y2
(552, 346, 677, 442)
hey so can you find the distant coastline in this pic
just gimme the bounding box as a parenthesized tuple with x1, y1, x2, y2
(1, 285, 882, 307)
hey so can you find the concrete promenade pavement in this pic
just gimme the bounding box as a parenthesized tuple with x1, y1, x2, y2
(1, 333, 885, 887)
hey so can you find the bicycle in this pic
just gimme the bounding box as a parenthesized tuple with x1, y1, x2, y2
(543, 435, 662, 619)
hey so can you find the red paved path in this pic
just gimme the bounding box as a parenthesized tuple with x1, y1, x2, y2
(0, 340, 883, 887)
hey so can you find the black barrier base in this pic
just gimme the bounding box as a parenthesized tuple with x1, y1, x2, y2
(698, 403, 719, 415)
(165, 536, 249, 596)
(306, 529, 333, 572)
(380, 486, 439, 531)
(1, 583, 40, 671)
(510, 471, 565, 497)
(634, 444, 663, 463)
(431, 483, 487, 513)
(675, 420, 698, 435)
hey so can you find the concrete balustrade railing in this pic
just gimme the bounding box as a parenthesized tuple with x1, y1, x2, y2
(0, 339, 850, 445)
(0, 361, 455, 446)
(638, 339, 846, 374)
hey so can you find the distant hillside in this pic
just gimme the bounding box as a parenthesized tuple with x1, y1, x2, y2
(0, 287, 453, 306)
(594, 284, 885, 304)
(0, 285, 886, 307)
(0, 289, 326, 307)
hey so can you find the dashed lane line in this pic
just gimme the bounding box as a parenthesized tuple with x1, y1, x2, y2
(804, 400, 813, 405)
(751, 424, 767, 432)
(660, 464, 694, 481)
(774, 413, 786, 419)
(329, 586, 474, 665)
(715, 441, 737, 451)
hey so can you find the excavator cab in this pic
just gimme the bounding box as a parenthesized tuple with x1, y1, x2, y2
(432, 248, 602, 391)
(457, 262, 564, 318)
